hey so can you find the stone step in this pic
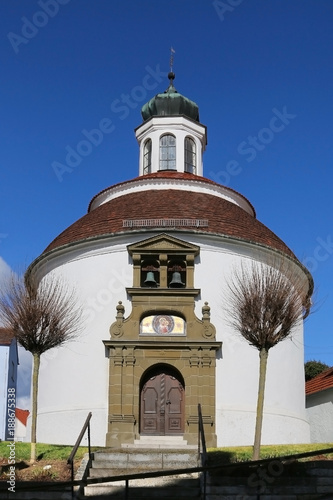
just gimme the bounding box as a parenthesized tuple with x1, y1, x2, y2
(85, 447, 201, 498)
(91, 449, 198, 470)
(123, 435, 197, 449)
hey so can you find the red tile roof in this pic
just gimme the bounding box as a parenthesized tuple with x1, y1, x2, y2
(15, 408, 30, 426)
(88, 171, 256, 215)
(44, 189, 296, 258)
(0, 327, 15, 346)
(306, 367, 333, 396)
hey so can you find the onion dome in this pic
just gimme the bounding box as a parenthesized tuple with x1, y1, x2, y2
(141, 72, 200, 122)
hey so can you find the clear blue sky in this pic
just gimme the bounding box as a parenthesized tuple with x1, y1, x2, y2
(1, 0, 333, 383)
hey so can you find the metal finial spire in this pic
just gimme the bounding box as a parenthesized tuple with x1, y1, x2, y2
(168, 47, 176, 88)
(170, 47, 175, 72)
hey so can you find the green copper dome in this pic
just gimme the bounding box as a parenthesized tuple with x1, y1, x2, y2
(141, 72, 200, 122)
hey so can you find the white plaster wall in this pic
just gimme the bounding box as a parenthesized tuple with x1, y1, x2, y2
(306, 390, 333, 443)
(184, 235, 310, 446)
(32, 230, 310, 446)
(15, 418, 27, 441)
(32, 240, 133, 446)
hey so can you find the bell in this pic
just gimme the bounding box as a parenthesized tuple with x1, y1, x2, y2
(144, 271, 157, 287)
(169, 271, 185, 288)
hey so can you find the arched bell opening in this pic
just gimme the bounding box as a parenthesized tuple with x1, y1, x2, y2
(139, 364, 185, 436)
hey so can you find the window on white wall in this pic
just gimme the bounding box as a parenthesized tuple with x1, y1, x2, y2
(159, 134, 176, 170)
(184, 137, 196, 174)
(143, 139, 152, 174)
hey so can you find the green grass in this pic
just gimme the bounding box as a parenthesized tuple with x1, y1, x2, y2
(0, 442, 101, 462)
(207, 443, 333, 464)
(1, 442, 332, 464)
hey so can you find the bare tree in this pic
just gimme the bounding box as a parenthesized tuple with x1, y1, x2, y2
(226, 257, 312, 460)
(0, 272, 82, 462)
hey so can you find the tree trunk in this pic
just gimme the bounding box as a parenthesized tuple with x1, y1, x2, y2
(252, 347, 269, 461)
(30, 353, 40, 463)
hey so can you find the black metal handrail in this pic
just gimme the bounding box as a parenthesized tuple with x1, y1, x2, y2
(67, 411, 92, 499)
(5, 445, 333, 495)
(198, 403, 207, 465)
(198, 403, 208, 499)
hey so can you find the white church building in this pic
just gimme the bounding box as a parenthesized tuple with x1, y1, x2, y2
(28, 72, 313, 448)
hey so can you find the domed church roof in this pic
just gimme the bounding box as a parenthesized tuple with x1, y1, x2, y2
(141, 72, 200, 122)
(43, 172, 296, 259)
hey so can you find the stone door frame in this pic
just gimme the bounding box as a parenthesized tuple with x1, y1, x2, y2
(103, 340, 221, 448)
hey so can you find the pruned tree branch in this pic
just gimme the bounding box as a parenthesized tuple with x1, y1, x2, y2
(225, 256, 313, 460)
(226, 258, 310, 351)
(0, 273, 82, 355)
(0, 271, 83, 462)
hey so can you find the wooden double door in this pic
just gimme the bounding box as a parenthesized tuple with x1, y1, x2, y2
(140, 367, 185, 435)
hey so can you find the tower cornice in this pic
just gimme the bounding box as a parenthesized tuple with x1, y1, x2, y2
(88, 172, 256, 216)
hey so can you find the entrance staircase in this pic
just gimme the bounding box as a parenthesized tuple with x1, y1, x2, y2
(83, 436, 200, 498)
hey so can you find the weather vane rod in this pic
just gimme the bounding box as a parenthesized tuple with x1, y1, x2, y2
(170, 47, 175, 72)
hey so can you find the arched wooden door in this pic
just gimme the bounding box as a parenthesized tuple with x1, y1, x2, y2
(140, 367, 185, 435)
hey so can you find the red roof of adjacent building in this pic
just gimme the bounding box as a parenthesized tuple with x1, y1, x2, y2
(44, 188, 296, 258)
(305, 367, 333, 396)
(15, 408, 30, 426)
(0, 327, 15, 346)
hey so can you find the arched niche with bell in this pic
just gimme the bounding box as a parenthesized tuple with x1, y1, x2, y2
(141, 258, 160, 288)
(167, 258, 186, 288)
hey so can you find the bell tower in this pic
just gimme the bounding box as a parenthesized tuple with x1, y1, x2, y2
(135, 73, 207, 176)
(103, 71, 219, 449)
